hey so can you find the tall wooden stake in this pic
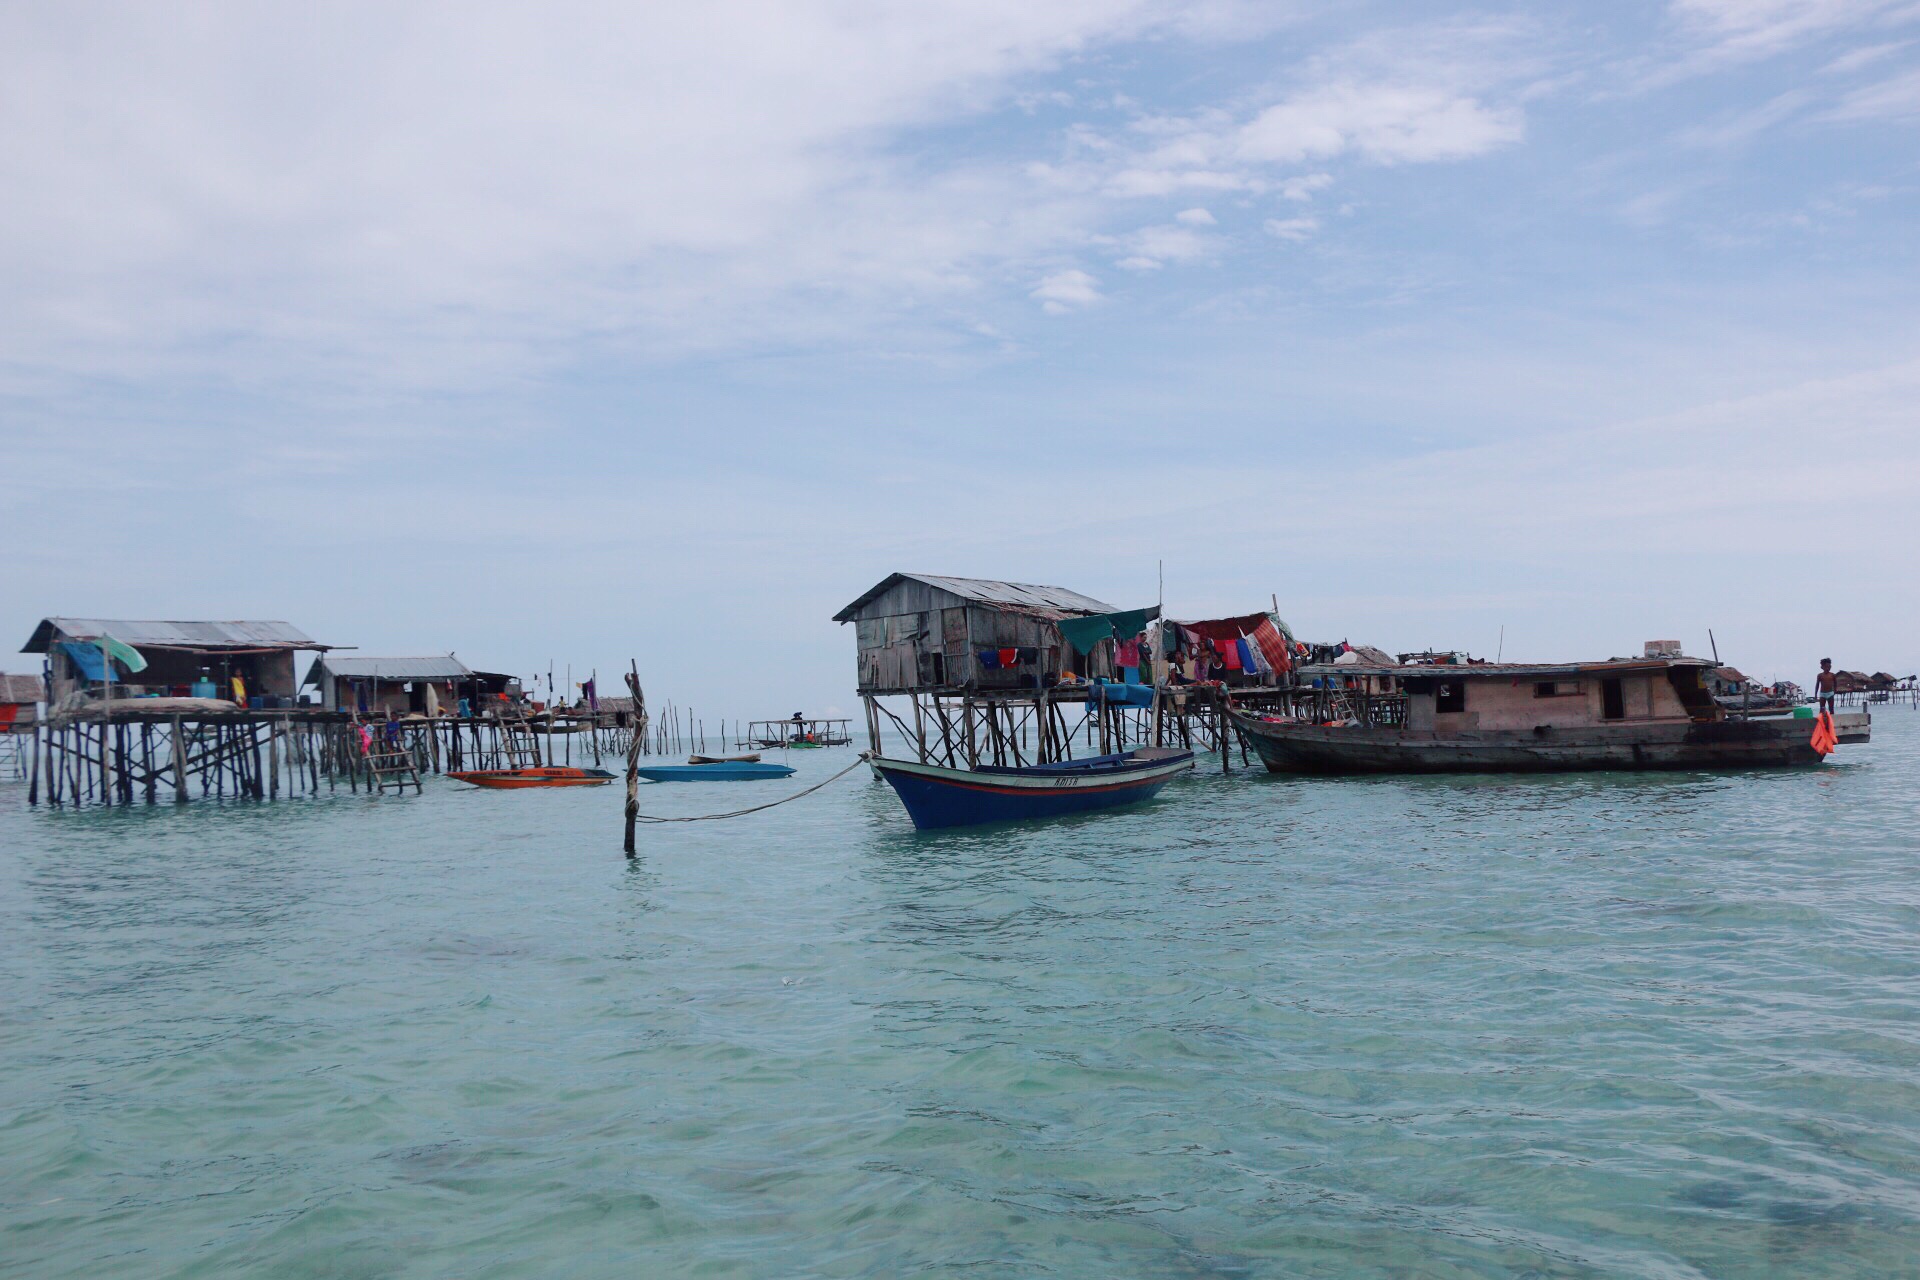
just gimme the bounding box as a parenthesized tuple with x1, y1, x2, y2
(624, 662, 643, 858)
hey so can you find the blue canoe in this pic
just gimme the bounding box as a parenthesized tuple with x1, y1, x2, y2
(635, 761, 796, 782)
(870, 747, 1194, 830)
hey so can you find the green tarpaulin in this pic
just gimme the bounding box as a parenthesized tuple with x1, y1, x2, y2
(100, 634, 148, 675)
(1057, 606, 1161, 655)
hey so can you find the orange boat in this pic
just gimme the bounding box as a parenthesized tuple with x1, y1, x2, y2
(447, 766, 615, 789)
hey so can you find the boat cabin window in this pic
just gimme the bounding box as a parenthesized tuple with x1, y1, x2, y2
(1533, 680, 1582, 698)
(1435, 681, 1465, 713)
(1601, 677, 1625, 721)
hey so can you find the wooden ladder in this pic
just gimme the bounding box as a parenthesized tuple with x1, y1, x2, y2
(355, 714, 424, 793)
(492, 706, 544, 768)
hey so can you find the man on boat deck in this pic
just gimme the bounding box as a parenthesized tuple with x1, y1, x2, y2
(1816, 659, 1837, 714)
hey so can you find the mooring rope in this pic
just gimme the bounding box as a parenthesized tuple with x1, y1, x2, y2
(627, 753, 871, 824)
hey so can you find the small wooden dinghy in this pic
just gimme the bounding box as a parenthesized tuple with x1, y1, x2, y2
(635, 759, 796, 782)
(447, 766, 615, 789)
(688, 752, 761, 764)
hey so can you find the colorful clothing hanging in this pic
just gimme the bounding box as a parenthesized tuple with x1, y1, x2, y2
(998, 648, 1018, 668)
(1252, 618, 1293, 674)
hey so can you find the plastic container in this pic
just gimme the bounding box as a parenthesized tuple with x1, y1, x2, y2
(190, 679, 217, 699)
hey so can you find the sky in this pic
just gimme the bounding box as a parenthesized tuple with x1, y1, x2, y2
(3, 0, 1917, 718)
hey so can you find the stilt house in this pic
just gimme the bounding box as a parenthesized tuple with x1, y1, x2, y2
(302, 655, 518, 715)
(0, 673, 43, 733)
(21, 618, 329, 707)
(833, 574, 1126, 695)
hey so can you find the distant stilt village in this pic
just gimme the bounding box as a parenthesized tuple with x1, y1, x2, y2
(1, 574, 1911, 815)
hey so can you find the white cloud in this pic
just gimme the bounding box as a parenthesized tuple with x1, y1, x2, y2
(1120, 223, 1213, 268)
(1279, 173, 1335, 201)
(1175, 207, 1218, 225)
(1030, 268, 1104, 312)
(1661, 0, 1919, 73)
(1263, 216, 1319, 240)
(0, 1, 1174, 390)
(1827, 64, 1920, 119)
(1238, 84, 1523, 164)
(1104, 166, 1251, 197)
(1069, 23, 1534, 205)
(1821, 40, 1910, 73)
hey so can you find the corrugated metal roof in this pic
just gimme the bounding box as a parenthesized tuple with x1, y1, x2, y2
(23, 618, 323, 652)
(0, 673, 44, 703)
(308, 655, 474, 682)
(834, 573, 1120, 621)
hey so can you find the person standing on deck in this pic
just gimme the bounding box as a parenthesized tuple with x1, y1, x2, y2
(1816, 659, 1837, 714)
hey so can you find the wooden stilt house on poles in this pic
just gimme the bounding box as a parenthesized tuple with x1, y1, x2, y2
(834, 573, 1155, 767)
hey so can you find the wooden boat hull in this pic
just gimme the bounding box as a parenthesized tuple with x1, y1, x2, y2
(871, 749, 1194, 830)
(1229, 710, 1870, 775)
(448, 767, 615, 789)
(635, 762, 796, 782)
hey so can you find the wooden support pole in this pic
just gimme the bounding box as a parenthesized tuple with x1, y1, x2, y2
(100, 718, 114, 807)
(624, 662, 642, 858)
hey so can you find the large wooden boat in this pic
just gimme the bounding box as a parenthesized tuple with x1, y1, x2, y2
(1231, 658, 1870, 774)
(447, 766, 615, 788)
(871, 747, 1194, 830)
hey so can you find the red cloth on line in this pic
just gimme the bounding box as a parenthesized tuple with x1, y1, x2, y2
(998, 648, 1017, 668)
(1179, 613, 1272, 645)
(1214, 638, 1242, 671)
(1252, 618, 1292, 674)
(1116, 638, 1140, 666)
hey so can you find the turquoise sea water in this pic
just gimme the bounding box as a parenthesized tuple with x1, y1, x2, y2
(3, 715, 1918, 1278)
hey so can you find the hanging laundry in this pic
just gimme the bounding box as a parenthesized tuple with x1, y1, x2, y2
(1116, 638, 1141, 667)
(977, 649, 1001, 670)
(1215, 638, 1242, 672)
(1056, 615, 1114, 655)
(998, 648, 1018, 668)
(1016, 647, 1038, 664)
(1056, 607, 1162, 654)
(1252, 618, 1293, 675)
(1236, 637, 1260, 676)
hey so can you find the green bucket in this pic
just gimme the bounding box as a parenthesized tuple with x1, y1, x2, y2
(1793, 705, 1814, 719)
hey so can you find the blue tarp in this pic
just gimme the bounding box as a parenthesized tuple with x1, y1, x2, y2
(57, 641, 116, 681)
(1089, 680, 1155, 708)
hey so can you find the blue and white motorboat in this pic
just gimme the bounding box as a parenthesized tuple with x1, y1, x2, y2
(869, 747, 1194, 830)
